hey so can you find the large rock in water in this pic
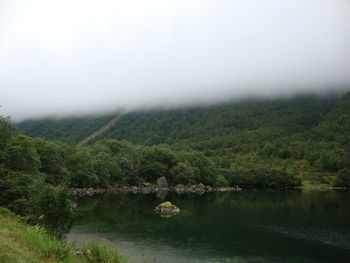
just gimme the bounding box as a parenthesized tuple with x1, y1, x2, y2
(156, 176, 168, 189)
(154, 201, 180, 214)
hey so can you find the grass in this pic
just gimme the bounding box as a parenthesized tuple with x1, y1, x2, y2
(0, 207, 130, 263)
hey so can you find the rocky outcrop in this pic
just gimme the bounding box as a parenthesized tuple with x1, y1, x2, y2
(154, 201, 180, 214)
(68, 184, 242, 196)
(68, 188, 108, 196)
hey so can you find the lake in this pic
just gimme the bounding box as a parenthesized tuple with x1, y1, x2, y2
(66, 190, 350, 263)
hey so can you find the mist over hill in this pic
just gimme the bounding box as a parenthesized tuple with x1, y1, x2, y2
(1, 0, 350, 120)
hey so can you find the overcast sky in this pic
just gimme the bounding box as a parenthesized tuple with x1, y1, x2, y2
(1, 0, 350, 121)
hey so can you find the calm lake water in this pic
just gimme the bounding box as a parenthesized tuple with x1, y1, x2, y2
(66, 190, 350, 263)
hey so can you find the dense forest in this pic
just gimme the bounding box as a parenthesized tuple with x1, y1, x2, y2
(17, 92, 350, 187)
(4, 114, 302, 231)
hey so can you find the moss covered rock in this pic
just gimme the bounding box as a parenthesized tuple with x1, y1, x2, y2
(154, 201, 180, 214)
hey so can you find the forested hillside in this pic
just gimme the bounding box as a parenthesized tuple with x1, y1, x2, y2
(17, 95, 331, 146)
(16, 92, 350, 186)
(17, 114, 116, 143)
(1, 116, 249, 224)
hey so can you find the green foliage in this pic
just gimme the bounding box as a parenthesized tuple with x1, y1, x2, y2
(15, 92, 350, 187)
(36, 188, 73, 235)
(1, 92, 349, 201)
(170, 161, 196, 184)
(0, 207, 14, 217)
(34, 138, 69, 185)
(3, 134, 41, 173)
(0, 118, 74, 234)
(222, 168, 301, 188)
(335, 168, 350, 188)
(81, 241, 128, 263)
(0, 116, 17, 151)
(16, 114, 116, 143)
(0, 211, 130, 263)
(66, 147, 98, 187)
(139, 145, 178, 182)
(22, 225, 71, 260)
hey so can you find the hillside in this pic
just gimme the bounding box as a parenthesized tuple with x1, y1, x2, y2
(17, 114, 116, 144)
(16, 92, 350, 185)
(16, 94, 335, 145)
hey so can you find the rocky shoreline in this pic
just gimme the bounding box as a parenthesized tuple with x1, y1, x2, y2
(68, 184, 242, 196)
(67, 185, 350, 196)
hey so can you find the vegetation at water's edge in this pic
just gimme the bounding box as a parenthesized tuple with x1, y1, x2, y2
(16, 92, 350, 187)
(1, 113, 304, 224)
(0, 207, 129, 263)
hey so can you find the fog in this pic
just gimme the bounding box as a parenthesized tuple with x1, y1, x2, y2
(1, 0, 350, 121)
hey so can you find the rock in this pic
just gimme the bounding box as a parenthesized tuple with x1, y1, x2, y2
(198, 183, 205, 189)
(156, 176, 169, 189)
(154, 201, 180, 214)
(143, 182, 152, 187)
(141, 187, 153, 194)
(205, 186, 213, 191)
(131, 186, 139, 193)
(233, 185, 242, 191)
(174, 184, 185, 193)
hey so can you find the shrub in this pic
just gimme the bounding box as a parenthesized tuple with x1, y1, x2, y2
(335, 168, 350, 187)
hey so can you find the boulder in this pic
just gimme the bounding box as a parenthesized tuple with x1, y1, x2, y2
(154, 201, 180, 214)
(156, 176, 169, 189)
(198, 183, 205, 188)
(174, 184, 185, 193)
(142, 182, 152, 187)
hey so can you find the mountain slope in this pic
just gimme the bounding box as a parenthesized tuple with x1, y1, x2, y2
(78, 114, 123, 145)
(17, 94, 330, 147)
(15, 92, 350, 185)
(17, 114, 116, 143)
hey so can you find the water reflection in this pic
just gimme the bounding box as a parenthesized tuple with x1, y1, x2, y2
(67, 190, 350, 263)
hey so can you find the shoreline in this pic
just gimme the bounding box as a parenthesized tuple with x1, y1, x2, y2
(68, 184, 242, 196)
(68, 185, 349, 196)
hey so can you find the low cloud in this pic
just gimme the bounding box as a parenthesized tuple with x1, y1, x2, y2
(1, 0, 350, 121)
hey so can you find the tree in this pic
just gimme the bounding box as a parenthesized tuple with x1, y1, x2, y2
(3, 134, 40, 173)
(170, 162, 196, 184)
(34, 138, 69, 185)
(335, 168, 350, 187)
(66, 147, 98, 187)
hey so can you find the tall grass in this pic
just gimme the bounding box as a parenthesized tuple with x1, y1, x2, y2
(0, 207, 130, 263)
(22, 225, 70, 261)
(81, 241, 129, 263)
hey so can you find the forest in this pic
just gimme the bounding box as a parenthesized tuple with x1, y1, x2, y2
(0, 92, 349, 231)
(17, 92, 350, 186)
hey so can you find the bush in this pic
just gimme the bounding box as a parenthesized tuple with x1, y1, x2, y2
(335, 168, 350, 187)
(0, 207, 14, 217)
(223, 168, 301, 188)
(81, 241, 128, 263)
(23, 225, 70, 261)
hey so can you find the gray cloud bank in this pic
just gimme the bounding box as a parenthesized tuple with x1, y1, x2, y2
(1, 0, 350, 121)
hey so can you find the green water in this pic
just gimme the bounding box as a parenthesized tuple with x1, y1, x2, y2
(67, 190, 350, 263)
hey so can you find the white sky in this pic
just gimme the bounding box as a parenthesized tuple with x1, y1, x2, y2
(1, 0, 350, 120)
